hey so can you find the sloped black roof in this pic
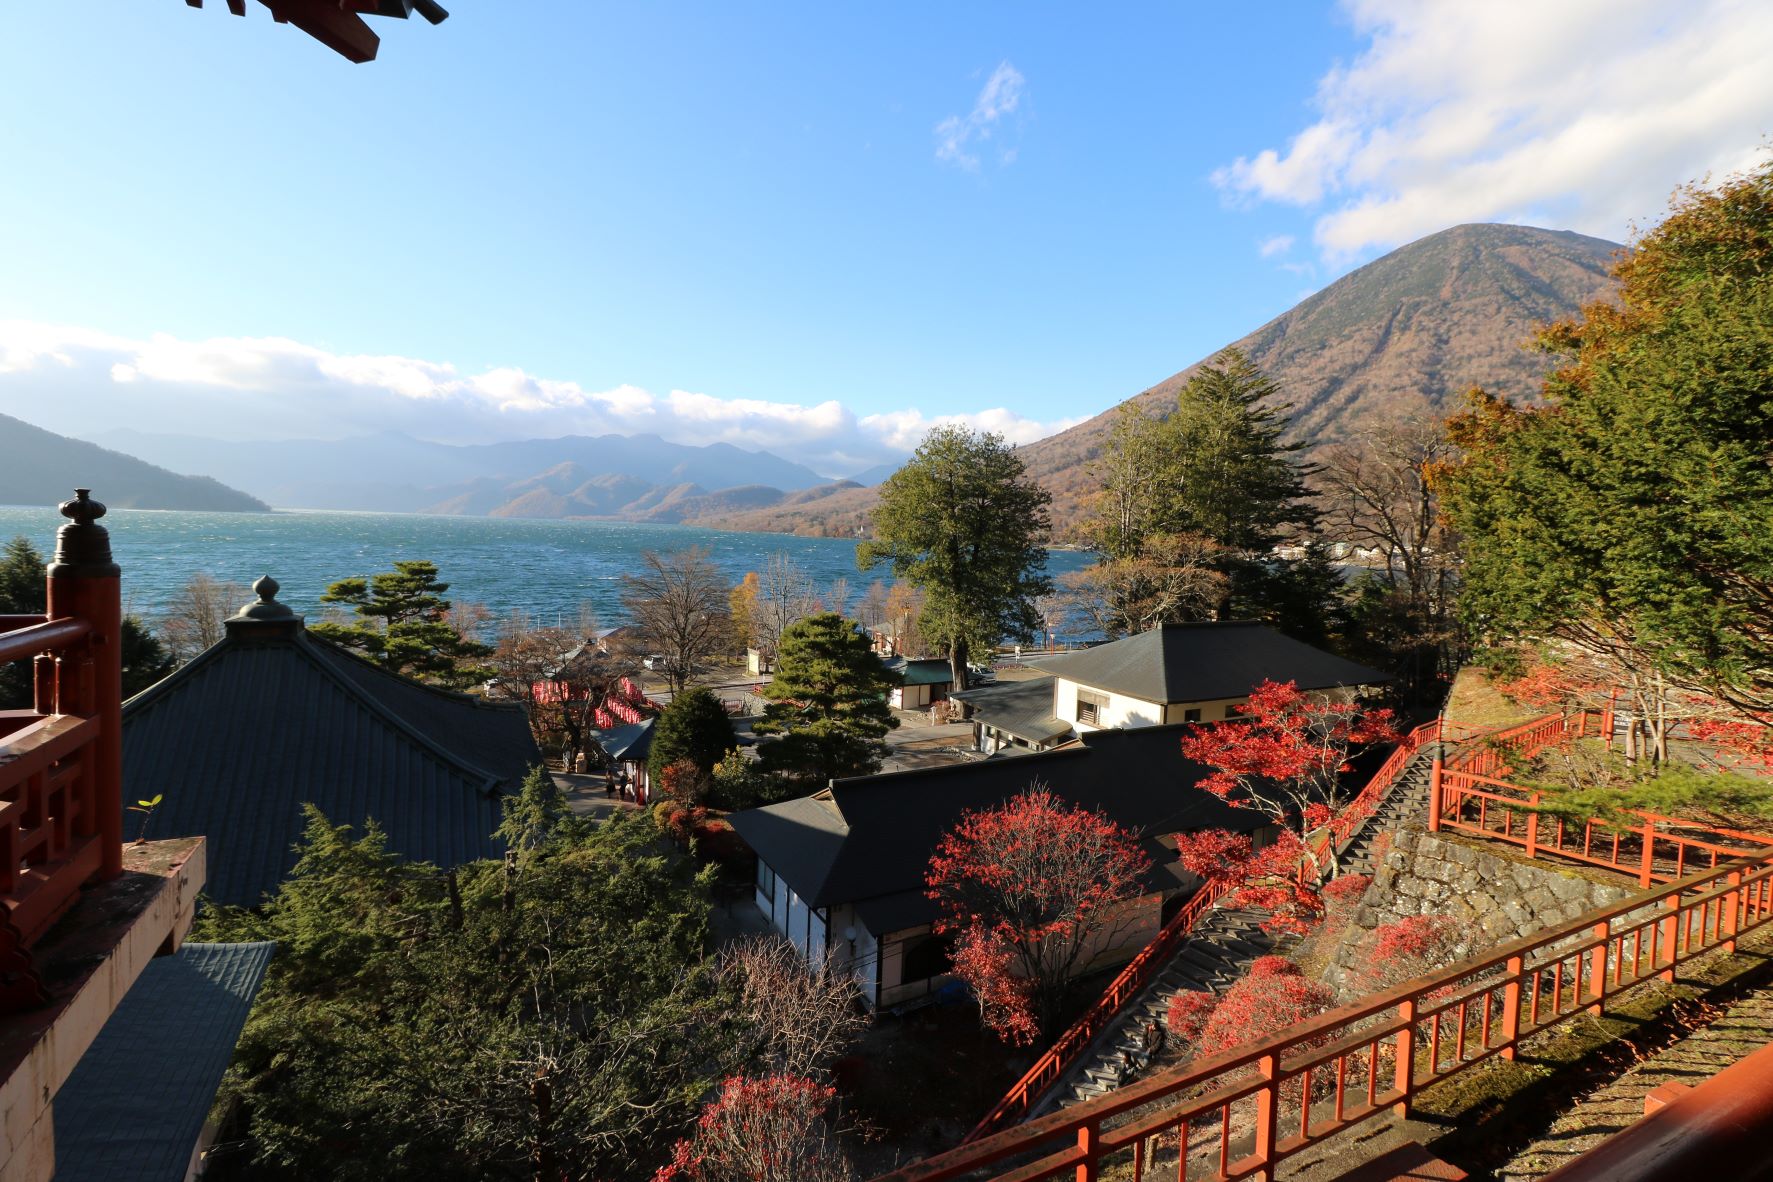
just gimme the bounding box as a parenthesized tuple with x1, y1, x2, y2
(950, 676, 1073, 743)
(1033, 622, 1389, 703)
(728, 722, 1268, 937)
(123, 612, 540, 906)
(54, 941, 275, 1182)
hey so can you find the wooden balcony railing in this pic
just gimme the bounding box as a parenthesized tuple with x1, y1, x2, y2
(873, 852, 1773, 1182)
(0, 491, 124, 1011)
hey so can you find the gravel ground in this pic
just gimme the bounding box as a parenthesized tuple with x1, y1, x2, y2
(1500, 984, 1773, 1179)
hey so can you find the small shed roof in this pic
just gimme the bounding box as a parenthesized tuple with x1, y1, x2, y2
(951, 676, 1073, 744)
(881, 656, 954, 687)
(591, 717, 656, 764)
(54, 941, 276, 1182)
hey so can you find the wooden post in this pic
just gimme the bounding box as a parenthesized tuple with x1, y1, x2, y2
(1723, 869, 1743, 955)
(1075, 1118, 1101, 1182)
(1588, 921, 1610, 1014)
(1427, 752, 1444, 833)
(1500, 953, 1524, 1061)
(1253, 1051, 1279, 1179)
(45, 490, 122, 881)
(1525, 795, 1540, 859)
(1393, 999, 1416, 1117)
(1658, 896, 1681, 984)
(1639, 818, 1657, 889)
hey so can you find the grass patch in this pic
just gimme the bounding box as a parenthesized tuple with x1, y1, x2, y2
(1443, 666, 1535, 733)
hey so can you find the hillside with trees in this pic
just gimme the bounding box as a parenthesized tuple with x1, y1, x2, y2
(717, 223, 1621, 538)
(0, 412, 269, 512)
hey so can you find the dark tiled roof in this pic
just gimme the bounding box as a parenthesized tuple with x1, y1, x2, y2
(1032, 622, 1389, 703)
(55, 941, 276, 1182)
(951, 676, 1072, 743)
(729, 722, 1268, 936)
(124, 630, 539, 906)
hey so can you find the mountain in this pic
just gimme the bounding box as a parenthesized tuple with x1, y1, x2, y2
(89, 429, 836, 512)
(413, 460, 867, 527)
(0, 412, 270, 513)
(726, 223, 1624, 538)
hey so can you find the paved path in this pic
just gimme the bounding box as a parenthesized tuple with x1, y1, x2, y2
(1500, 984, 1773, 1179)
(553, 771, 643, 821)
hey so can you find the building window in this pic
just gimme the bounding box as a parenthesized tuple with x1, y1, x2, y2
(1184, 708, 1202, 723)
(1076, 689, 1107, 725)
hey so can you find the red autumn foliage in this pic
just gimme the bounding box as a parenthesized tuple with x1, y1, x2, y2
(1196, 957, 1335, 1060)
(1690, 718, 1773, 771)
(949, 927, 1039, 1046)
(1171, 828, 1327, 936)
(654, 1074, 851, 1182)
(1494, 662, 1588, 710)
(1180, 680, 1399, 827)
(1355, 914, 1483, 994)
(1320, 873, 1372, 908)
(1165, 989, 1217, 1044)
(927, 784, 1152, 1041)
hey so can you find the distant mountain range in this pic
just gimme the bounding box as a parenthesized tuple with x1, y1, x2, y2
(0, 412, 269, 513)
(717, 223, 1625, 538)
(87, 428, 867, 524)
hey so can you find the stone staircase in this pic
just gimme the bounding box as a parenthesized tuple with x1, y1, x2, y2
(1337, 744, 1440, 875)
(1041, 744, 1444, 1114)
(1049, 907, 1291, 1109)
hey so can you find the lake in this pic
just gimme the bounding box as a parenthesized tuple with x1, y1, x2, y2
(0, 505, 1096, 631)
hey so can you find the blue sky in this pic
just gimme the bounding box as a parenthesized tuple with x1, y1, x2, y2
(2, 2, 1769, 476)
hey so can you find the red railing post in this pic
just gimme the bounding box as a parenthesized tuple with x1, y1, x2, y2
(1724, 869, 1743, 955)
(1392, 998, 1416, 1116)
(44, 489, 122, 880)
(1639, 817, 1657, 889)
(1525, 794, 1541, 859)
(1075, 1119, 1100, 1182)
(1427, 751, 1444, 833)
(1253, 1050, 1279, 1178)
(1588, 921, 1610, 1014)
(1500, 953, 1524, 1061)
(1658, 896, 1681, 984)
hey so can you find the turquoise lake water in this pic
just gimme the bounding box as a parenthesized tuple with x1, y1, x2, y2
(0, 505, 1094, 629)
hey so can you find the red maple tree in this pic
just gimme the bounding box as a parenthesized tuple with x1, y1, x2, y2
(1161, 956, 1336, 1063)
(654, 1074, 851, 1182)
(926, 785, 1152, 1042)
(1354, 914, 1483, 995)
(1175, 681, 1398, 913)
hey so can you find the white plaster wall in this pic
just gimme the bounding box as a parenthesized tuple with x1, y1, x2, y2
(1162, 697, 1250, 723)
(1058, 679, 1165, 731)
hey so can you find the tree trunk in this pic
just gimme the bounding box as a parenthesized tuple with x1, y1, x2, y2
(950, 637, 970, 693)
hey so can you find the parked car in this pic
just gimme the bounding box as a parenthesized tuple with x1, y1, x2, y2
(643, 653, 668, 671)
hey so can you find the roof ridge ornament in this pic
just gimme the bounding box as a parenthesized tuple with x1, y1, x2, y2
(225, 573, 305, 635)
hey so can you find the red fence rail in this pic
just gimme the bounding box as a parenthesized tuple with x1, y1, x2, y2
(874, 852, 1773, 1182)
(0, 491, 124, 1009)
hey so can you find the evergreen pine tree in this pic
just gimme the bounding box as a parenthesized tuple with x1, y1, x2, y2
(646, 687, 738, 790)
(310, 560, 494, 689)
(754, 613, 899, 785)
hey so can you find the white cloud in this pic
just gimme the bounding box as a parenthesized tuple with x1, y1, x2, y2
(1257, 234, 1296, 258)
(0, 320, 1079, 479)
(935, 61, 1026, 171)
(1213, 0, 1773, 260)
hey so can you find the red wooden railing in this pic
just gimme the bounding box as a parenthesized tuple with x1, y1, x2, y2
(965, 876, 1235, 1141)
(874, 852, 1773, 1182)
(0, 491, 124, 1011)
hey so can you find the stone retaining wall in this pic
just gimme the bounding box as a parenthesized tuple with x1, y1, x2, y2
(1326, 829, 1636, 997)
